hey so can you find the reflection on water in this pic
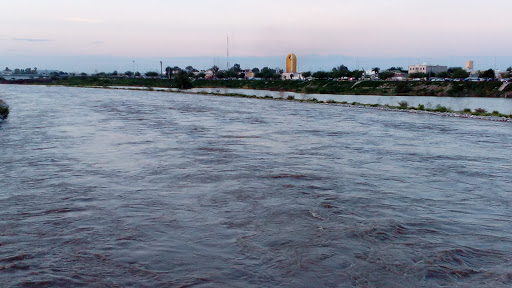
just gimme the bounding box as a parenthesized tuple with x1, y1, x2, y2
(1, 85, 512, 287)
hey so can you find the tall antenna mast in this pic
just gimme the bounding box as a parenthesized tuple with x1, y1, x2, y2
(227, 35, 230, 70)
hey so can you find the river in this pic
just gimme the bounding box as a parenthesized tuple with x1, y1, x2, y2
(1, 85, 511, 287)
(184, 87, 512, 115)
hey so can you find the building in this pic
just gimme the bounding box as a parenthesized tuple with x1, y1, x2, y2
(408, 64, 448, 75)
(391, 72, 408, 81)
(465, 60, 474, 71)
(282, 73, 303, 80)
(242, 69, 255, 79)
(283, 53, 302, 80)
(286, 53, 297, 73)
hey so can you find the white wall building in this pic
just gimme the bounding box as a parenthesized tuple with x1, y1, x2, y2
(408, 64, 448, 75)
(282, 73, 303, 80)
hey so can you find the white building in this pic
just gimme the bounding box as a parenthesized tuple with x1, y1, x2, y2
(465, 60, 474, 71)
(282, 73, 304, 80)
(408, 64, 448, 75)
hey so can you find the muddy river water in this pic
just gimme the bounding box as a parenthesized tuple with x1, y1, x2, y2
(1, 85, 511, 287)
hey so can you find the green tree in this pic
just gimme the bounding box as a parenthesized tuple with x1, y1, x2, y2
(387, 67, 406, 72)
(165, 66, 173, 78)
(378, 71, 394, 80)
(436, 71, 449, 78)
(331, 66, 351, 78)
(260, 67, 277, 79)
(506, 67, 512, 72)
(351, 70, 364, 80)
(372, 67, 380, 74)
(231, 63, 241, 73)
(251, 67, 259, 73)
(302, 71, 311, 78)
(216, 71, 226, 79)
(173, 71, 192, 89)
(409, 72, 427, 79)
(336, 65, 349, 71)
(145, 71, 159, 77)
(479, 69, 495, 78)
(450, 68, 469, 79)
(312, 71, 329, 79)
(226, 70, 237, 78)
(210, 65, 219, 77)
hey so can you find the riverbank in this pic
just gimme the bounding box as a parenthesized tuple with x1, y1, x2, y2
(101, 85, 512, 122)
(189, 91, 512, 122)
(4, 77, 512, 98)
(192, 79, 512, 98)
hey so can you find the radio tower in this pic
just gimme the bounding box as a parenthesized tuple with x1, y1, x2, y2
(227, 35, 230, 70)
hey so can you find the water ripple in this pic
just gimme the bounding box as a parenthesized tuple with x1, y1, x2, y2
(1, 85, 511, 287)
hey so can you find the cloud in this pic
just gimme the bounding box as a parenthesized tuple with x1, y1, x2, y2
(64, 17, 104, 24)
(13, 38, 52, 42)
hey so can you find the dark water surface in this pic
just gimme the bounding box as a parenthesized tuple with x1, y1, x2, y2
(1, 85, 512, 287)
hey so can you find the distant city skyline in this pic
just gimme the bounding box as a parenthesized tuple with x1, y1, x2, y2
(2, 0, 511, 73)
(1, 55, 511, 75)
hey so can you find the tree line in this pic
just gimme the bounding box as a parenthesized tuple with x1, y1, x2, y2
(80, 64, 512, 81)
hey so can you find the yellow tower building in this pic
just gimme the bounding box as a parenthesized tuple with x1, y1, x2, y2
(286, 53, 297, 73)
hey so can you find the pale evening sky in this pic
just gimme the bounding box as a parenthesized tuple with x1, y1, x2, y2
(1, 0, 511, 72)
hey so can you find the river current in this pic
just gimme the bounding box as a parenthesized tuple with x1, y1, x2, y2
(1, 85, 511, 287)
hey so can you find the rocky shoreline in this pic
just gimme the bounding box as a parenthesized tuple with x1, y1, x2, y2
(163, 89, 512, 123)
(331, 103, 512, 123)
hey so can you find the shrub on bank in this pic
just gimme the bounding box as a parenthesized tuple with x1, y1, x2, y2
(434, 105, 449, 112)
(474, 108, 487, 114)
(0, 100, 9, 120)
(398, 101, 408, 109)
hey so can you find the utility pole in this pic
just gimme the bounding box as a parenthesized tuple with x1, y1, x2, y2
(132, 61, 135, 78)
(227, 35, 230, 71)
(428, 58, 432, 80)
(160, 61, 163, 77)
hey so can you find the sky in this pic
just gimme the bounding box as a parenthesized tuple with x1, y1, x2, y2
(1, 0, 512, 73)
